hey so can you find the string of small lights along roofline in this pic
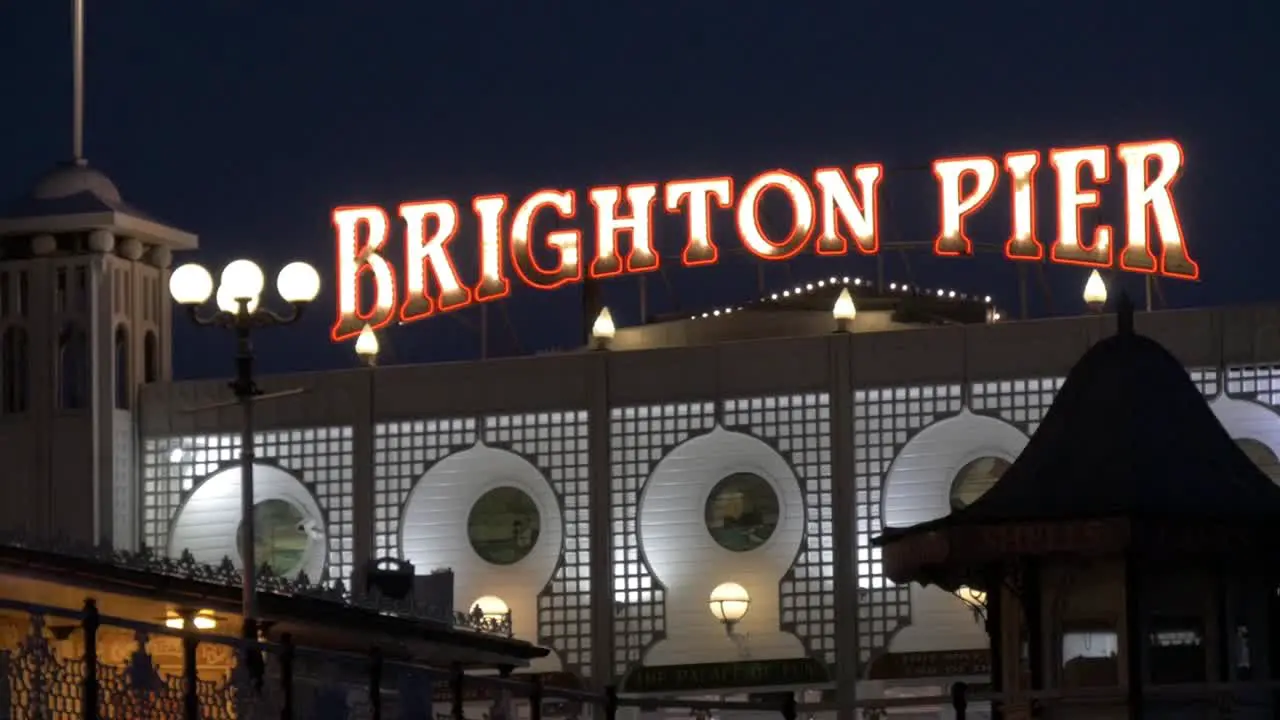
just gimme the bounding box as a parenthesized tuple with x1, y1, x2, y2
(685, 275, 1000, 322)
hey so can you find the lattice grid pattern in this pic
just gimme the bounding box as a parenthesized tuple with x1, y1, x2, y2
(1226, 365, 1280, 405)
(723, 393, 835, 664)
(1190, 368, 1220, 397)
(970, 377, 1065, 434)
(853, 384, 963, 668)
(483, 411, 592, 678)
(140, 427, 356, 587)
(371, 418, 479, 559)
(609, 402, 716, 677)
(974, 368, 1218, 435)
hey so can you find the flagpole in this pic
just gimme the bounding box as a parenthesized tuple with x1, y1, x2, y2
(72, 0, 85, 164)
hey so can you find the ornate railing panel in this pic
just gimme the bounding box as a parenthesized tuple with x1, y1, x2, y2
(0, 534, 510, 638)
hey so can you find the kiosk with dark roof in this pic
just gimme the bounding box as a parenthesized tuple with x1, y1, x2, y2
(875, 293, 1280, 718)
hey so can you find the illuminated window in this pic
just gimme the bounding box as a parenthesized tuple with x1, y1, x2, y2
(237, 499, 311, 578)
(1148, 617, 1206, 684)
(57, 323, 88, 410)
(1235, 438, 1280, 483)
(704, 472, 780, 552)
(1, 327, 28, 413)
(1061, 623, 1119, 688)
(950, 456, 1011, 511)
(114, 325, 129, 409)
(468, 486, 541, 566)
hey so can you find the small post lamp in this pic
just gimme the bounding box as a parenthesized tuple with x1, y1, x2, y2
(470, 595, 512, 632)
(954, 585, 988, 624)
(355, 324, 380, 367)
(708, 582, 751, 634)
(592, 307, 616, 350)
(1083, 269, 1108, 313)
(832, 288, 857, 333)
(168, 258, 321, 637)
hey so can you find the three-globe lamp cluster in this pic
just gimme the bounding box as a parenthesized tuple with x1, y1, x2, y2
(169, 259, 321, 312)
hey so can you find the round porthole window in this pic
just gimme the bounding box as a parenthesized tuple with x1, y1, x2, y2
(704, 472, 780, 552)
(949, 456, 1012, 511)
(236, 499, 311, 578)
(468, 487, 542, 565)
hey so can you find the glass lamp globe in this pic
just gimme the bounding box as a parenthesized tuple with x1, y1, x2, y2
(708, 582, 751, 624)
(354, 324, 380, 358)
(1083, 269, 1108, 310)
(169, 264, 214, 305)
(471, 595, 509, 621)
(832, 288, 857, 322)
(592, 307, 616, 341)
(216, 283, 259, 314)
(276, 261, 321, 304)
(220, 259, 266, 301)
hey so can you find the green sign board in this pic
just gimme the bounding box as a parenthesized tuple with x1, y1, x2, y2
(865, 649, 990, 680)
(622, 657, 829, 693)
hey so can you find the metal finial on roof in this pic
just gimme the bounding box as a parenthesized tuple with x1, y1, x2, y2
(1116, 292, 1135, 336)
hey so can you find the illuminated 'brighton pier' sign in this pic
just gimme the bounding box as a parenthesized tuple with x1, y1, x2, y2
(330, 138, 1196, 341)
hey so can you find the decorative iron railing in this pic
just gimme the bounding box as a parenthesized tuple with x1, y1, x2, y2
(0, 594, 1272, 719)
(0, 534, 511, 637)
(0, 596, 573, 719)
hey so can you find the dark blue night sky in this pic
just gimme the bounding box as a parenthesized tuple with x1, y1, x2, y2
(1, 2, 1274, 378)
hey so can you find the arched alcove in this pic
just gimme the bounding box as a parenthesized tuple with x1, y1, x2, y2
(168, 463, 328, 581)
(1209, 395, 1280, 484)
(639, 427, 807, 664)
(113, 324, 129, 409)
(143, 330, 159, 383)
(57, 322, 88, 410)
(1, 326, 28, 413)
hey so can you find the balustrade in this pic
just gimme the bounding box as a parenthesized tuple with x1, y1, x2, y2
(0, 598, 1270, 719)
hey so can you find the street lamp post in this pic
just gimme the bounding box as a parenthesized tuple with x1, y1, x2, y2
(168, 259, 321, 639)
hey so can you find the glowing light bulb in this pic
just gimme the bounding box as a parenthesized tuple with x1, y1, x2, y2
(355, 324, 379, 360)
(1083, 270, 1108, 311)
(832, 288, 857, 324)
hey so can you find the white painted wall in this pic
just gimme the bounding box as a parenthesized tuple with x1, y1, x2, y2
(167, 462, 328, 581)
(399, 442, 564, 672)
(880, 411, 1028, 653)
(1210, 395, 1280, 476)
(639, 427, 808, 664)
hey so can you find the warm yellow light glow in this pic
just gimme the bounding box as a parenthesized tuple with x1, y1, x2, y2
(169, 263, 214, 305)
(471, 595, 509, 621)
(956, 586, 987, 610)
(832, 287, 857, 324)
(276, 261, 321, 304)
(220, 259, 266, 301)
(592, 307, 616, 342)
(1083, 269, 1108, 310)
(708, 582, 751, 624)
(355, 324, 380, 358)
(165, 610, 217, 631)
(216, 283, 259, 314)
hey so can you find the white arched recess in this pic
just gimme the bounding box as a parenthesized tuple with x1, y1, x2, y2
(399, 442, 563, 672)
(640, 426, 807, 665)
(1209, 395, 1280, 476)
(168, 463, 328, 582)
(880, 410, 1029, 653)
